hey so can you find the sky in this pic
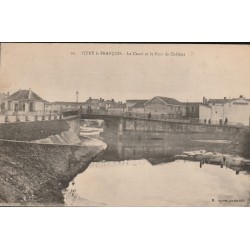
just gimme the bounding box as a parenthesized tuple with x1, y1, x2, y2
(0, 43, 250, 103)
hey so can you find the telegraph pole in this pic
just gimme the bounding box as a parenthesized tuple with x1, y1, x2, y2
(76, 91, 79, 103)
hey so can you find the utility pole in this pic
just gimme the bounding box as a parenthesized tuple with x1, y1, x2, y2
(76, 91, 79, 103)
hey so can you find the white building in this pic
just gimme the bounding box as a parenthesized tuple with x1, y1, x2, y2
(208, 96, 250, 126)
(5, 89, 45, 114)
(199, 104, 212, 122)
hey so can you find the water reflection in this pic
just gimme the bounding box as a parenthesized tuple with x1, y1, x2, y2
(63, 134, 250, 206)
(95, 137, 250, 175)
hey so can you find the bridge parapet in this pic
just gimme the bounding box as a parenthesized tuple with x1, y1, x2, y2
(80, 109, 246, 128)
(0, 109, 80, 124)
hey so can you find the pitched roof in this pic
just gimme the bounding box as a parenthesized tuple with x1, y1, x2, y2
(145, 96, 184, 106)
(208, 98, 250, 104)
(109, 103, 126, 109)
(126, 99, 148, 103)
(185, 102, 203, 105)
(208, 98, 229, 104)
(132, 102, 146, 108)
(200, 103, 212, 108)
(50, 101, 87, 105)
(8, 89, 45, 102)
(104, 100, 116, 104)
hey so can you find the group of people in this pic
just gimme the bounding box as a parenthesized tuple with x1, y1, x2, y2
(87, 106, 92, 114)
(203, 118, 211, 124)
(204, 117, 228, 125)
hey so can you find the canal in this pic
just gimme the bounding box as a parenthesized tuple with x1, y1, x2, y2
(63, 125, 250, 206)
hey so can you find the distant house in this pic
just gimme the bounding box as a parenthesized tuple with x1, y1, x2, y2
(5, 89, 45, 114)
(101, 99, 117, 110)
(0, 92, 8, 113)
(208, 95, 250, 126)
(186, 102, 212, 123)
(48, 101, 86, 112)
(131, 100, 148, 113)
(108, 102, 126, 113)
(144, 96, 186, 118)
(126, 99, 148, 112)
(199, 104, 212, 122)
(85, 97, 104, 110)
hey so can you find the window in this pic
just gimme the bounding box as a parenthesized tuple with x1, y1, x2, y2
(19, 102, 25, 111)
(29, 102, 35, 111)
(8, 101, 12, 111)
(14, 103, 19, 111)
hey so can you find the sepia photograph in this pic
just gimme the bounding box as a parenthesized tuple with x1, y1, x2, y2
(1, 43, 250, 206)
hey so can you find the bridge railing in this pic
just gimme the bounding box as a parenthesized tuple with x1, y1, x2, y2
(80, 109, 191, 123)
(0, 113, 62, 124)
(80, 109, 248, 127)
(197, 119, 244, 127)
(0, 109, 81, 124)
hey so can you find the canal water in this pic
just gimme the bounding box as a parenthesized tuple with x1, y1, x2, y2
(63, 127, 250, 206)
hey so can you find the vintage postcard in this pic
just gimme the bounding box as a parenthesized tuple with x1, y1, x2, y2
(0, 43, 250, 206)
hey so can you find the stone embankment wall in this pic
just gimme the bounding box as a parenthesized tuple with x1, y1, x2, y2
(102, 117, 244, 141)
(0, 117, 80, 143)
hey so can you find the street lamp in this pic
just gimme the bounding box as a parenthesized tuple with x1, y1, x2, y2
(76, 91, 79, 103)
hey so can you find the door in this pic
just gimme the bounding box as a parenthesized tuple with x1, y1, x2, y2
(14, 103, 19, 111)
(29, 102, 34, 112)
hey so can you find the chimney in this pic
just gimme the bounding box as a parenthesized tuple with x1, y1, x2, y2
(224, 97, 227, 100)
(239, 95, 243, 98)
(202, 97, 207, 104)
(28, 88, 32, 99)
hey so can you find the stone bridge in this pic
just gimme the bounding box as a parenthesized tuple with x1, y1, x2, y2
(80, 110, 245, 141)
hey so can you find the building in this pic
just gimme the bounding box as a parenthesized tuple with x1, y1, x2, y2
(108, 102, 126, 113)
(101, 99, 117, 110)
(199, 104, 212, 122)
(208, 95, 250, 126)
(5, 89, 45, 114)
(186, 102, 212, 123)
(47, 101, 86, 113)
(85, 97, 104, 110)
(186, 102, 200, 121)
(144, 96, 186, 118)
(131, 100, 148, 113)
(126, 99, 148, 112)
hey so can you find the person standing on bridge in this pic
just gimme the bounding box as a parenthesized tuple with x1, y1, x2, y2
(148, 112, 151, 119)
(224, 117, 228, 125)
